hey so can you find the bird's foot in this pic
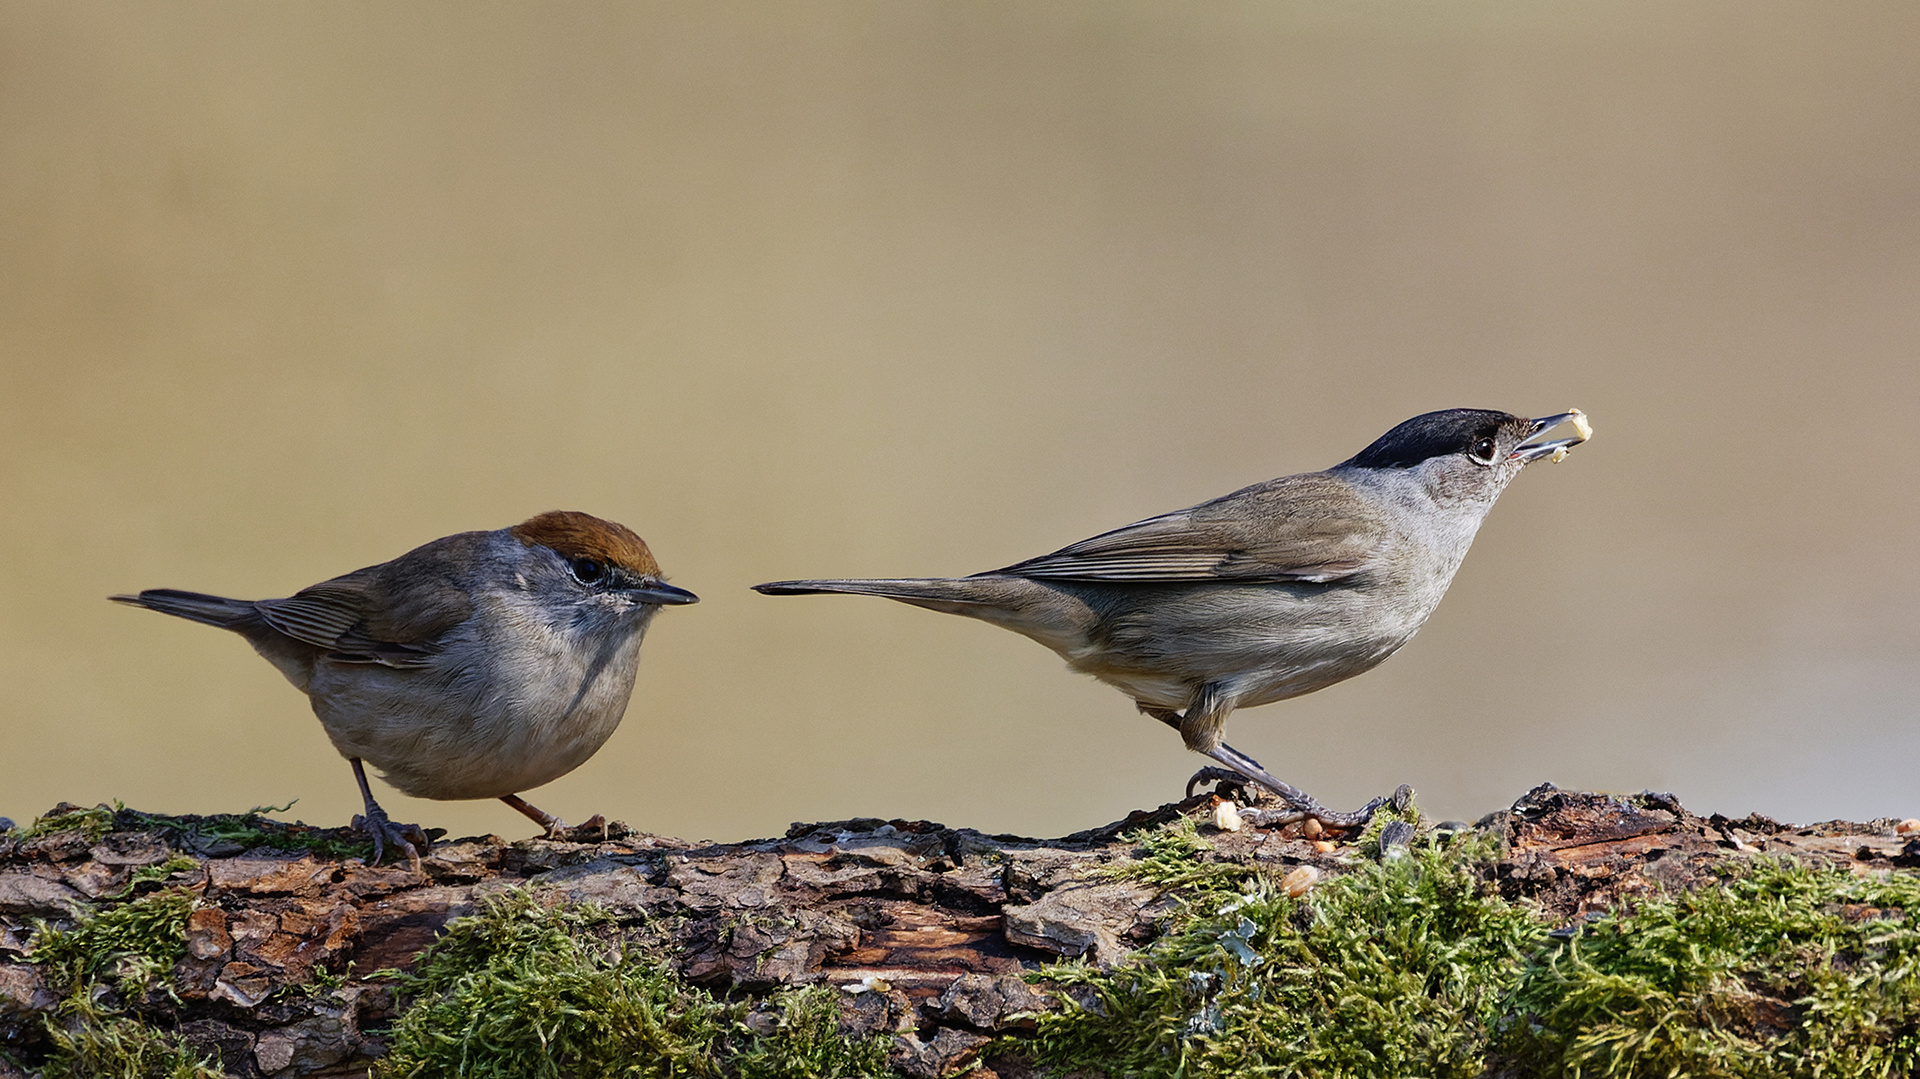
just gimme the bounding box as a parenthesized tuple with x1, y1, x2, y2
(1233, 781, 1413, 834)
(1233, 796, 1389, 832)
(1146, 707, 1385, 831)
(556, 814, 606, 840)
(347, 758, 428, 870)
(352, 808, 429, 871)
(1186, 766, 1256, 800)
(1196, 742, 1396, 832)
(500, 794, 607, 841)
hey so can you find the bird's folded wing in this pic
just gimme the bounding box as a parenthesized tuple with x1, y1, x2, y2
(992, 473, 1385, 584)
(255, 566, 472, 668)
(255, 584, 365, 651)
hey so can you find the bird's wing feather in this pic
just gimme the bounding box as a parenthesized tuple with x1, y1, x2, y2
(255, 544, 475, 668)
(994, 473, 1385, 584)
(254, 586, 364, 650)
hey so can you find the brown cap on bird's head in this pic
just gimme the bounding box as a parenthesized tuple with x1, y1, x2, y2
(509, 511, 662, 577)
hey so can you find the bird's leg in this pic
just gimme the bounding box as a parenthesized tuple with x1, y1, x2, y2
(1175, 683, 1231, 754)
(500, 794, 606, 840)
(499, 793, 562, 833)
(349, 758, 428, 870)
(1141, 702, 1386, 831)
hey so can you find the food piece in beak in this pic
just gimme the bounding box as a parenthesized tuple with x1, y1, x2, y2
(1512, 408, 1592, 464)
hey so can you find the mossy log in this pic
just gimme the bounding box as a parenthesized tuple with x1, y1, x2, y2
(2, 784, 1917, 1078)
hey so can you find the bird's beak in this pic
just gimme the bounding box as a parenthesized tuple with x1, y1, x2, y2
(1510, 409, 1593, 464)
(626, 580, 700, 605)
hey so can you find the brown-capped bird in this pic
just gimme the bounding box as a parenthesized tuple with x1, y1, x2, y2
(113, 511, 697, 863)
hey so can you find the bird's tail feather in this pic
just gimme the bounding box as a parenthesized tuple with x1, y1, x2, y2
(751, 578, 994, 603)
(754, 574, 1087, 652)
(110, 588, 258, 628)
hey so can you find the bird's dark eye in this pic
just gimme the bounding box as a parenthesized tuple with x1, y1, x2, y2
(568, 558, 607, 586)
(1469, 437, 1498, 465)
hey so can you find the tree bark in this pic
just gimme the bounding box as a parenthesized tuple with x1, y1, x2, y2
(1, 784, 1914, 1078)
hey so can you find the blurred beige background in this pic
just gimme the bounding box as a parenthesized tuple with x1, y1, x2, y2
(3, 3, 1917, 843)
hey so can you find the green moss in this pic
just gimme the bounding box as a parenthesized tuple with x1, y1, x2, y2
(730, 986, 895, 1079)
(109, 855, 203, 900)
(25, 889, 217, 1079)
(120, 802, 377, 859)
(1499, 859, 1920, 1078)
(30, 889, 196, 997)
(1029, 838, 1920, 1078)
(1030, 833, 1538, 1077)
(1104, 817, 1258, 906)
(17, 801, 375, 857)
(19, 803, 119, 843)
(37, 992, 220, 1079)
(378, 890, 890, 1079)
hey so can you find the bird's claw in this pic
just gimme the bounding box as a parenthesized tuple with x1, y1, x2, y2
(551, 813, 609, 841)
(353, 810, 429, 871)
(1300, 793, 1389, 831)
(1186, 766, 1255, 800)
(1191, 741, 1391, 832)
(1195, 779, 1390, 831)
(1229, 793, 1387, 832)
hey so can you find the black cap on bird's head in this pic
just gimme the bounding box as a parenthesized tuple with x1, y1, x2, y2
(1340, 408, 1591, 471)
